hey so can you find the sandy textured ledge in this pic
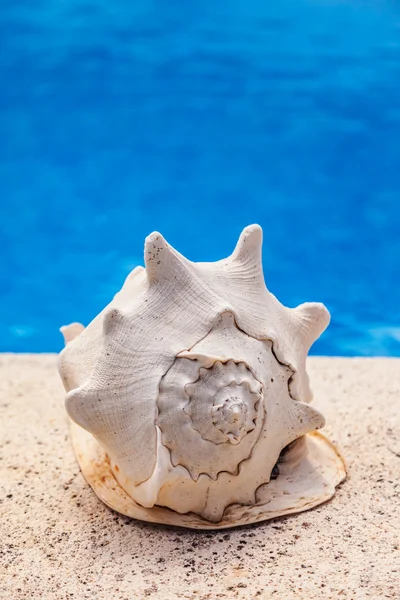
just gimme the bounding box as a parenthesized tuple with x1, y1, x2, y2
(0, 355, 399, 599)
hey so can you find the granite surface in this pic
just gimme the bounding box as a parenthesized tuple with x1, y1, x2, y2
(0, 355, 399, 599)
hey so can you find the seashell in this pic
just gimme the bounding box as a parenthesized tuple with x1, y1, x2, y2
(58, 225, 346, 529)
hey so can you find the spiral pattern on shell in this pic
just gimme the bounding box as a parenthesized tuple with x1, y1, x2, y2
(157, 358, 264, 480)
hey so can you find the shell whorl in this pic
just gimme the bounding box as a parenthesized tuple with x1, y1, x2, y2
(186, 362, 262, 445)
(158, 358, 264, 480)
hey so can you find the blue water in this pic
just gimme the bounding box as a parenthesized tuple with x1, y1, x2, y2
(1, 1, 400, 355)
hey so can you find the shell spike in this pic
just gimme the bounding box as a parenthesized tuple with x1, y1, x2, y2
(144, 231, 191, 283)
(103, 307, 125, 336)
(292, 302, 331, 349)
(231, 224, 263, 264)
(60, 322, 85, 345)
(293, 401, 326, 434)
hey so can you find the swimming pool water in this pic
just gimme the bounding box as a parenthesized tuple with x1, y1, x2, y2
(1, 1, 400, 355)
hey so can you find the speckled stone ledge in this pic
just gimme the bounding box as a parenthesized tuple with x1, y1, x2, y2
(0, 355, 399, 599)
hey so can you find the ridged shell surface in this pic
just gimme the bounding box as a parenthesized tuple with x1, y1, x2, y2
(59, 225, 333, 523)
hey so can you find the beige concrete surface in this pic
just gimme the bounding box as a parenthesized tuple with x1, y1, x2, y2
(0, 355, 399, 600)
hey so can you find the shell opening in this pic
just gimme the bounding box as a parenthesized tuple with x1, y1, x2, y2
(269, 436, 307, 480)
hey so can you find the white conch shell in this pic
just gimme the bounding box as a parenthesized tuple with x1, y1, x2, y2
(58, 225, 346, 528)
